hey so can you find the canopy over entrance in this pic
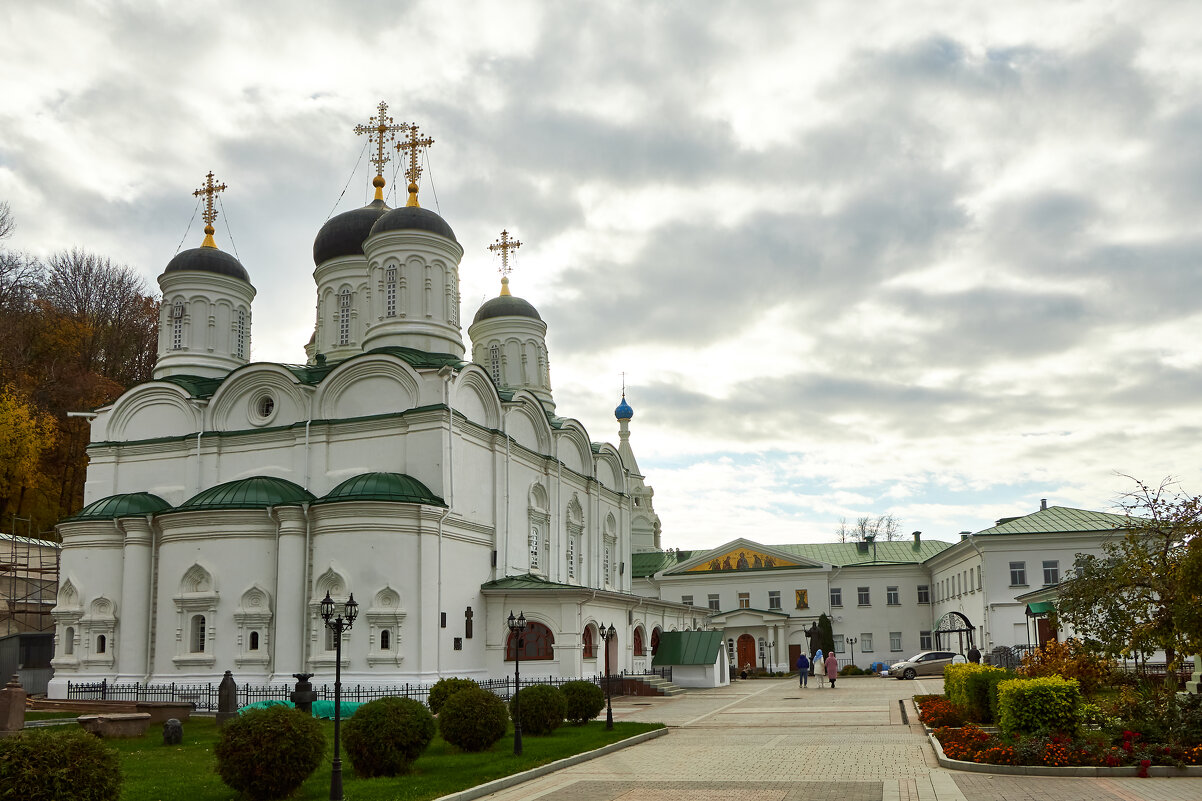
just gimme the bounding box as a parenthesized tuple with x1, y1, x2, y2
(934, 611, 976, 654)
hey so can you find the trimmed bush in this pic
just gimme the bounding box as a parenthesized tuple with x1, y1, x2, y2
(562, 680, 605, 724)
(215, 705, 325, 801)
(343, 696, 436, 777)
(438, 685, 509, 752)
(963, 666, 1013, 724)
(839, 664, 866, 676)
(427, 676, 480, 715)
(509, 683, 567, 735)
(943, 662, 990, 709)
(0, 727, 121, 801)
(997, 675, 1082, 737)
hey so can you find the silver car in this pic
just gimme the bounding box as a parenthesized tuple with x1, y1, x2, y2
(888, 650, 957, 679)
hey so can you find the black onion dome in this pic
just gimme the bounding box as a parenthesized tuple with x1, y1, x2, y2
(473, 294, 542, 324)
(164, 246, 250, 282)
(369, 205, 458, 243)
(312, 198, 391, 265)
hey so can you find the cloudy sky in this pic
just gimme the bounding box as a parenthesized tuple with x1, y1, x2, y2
(3, 1, 1201, 549)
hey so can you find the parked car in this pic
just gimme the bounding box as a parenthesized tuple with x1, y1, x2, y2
(887, 650, 957, 679)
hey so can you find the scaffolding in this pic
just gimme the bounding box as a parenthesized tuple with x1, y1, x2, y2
(1, 519, 60, 635)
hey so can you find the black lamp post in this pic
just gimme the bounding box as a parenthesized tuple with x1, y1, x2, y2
(321, 590, 358, 801)
(765, 640, 775, 672)
(846, 636, 858, 671)
(507, 610, 526, 755)
(599, 622, 617, 729)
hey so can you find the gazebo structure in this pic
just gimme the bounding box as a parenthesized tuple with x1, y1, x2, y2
(933, 611, 976, 654)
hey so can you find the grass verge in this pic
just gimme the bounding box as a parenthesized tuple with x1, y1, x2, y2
(85, 715, 662, 800)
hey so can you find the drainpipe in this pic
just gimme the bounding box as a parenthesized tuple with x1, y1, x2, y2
(436, 365, 458, 677)
(266, 505, 280, 674)
(966, 534, 988, 650)
(144, 514, 158, 683)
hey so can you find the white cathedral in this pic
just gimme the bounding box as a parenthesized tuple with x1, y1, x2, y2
(48, 114, 693, 696)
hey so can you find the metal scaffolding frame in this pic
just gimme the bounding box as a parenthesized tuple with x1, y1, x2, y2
(1, 522, 60, 635)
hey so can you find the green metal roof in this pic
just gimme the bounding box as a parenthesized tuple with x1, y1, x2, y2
(314, 472, 445, 507)
(972, 506, 1131, 536)
(158, 375, 225, 399)
(480, 573, 581, 591)
(652, 630, 724, 667)
(178, 476, 315, 511)
(1026, 601, 1055, 616)
(632, 551, 680, 577)
(66, 492, 172, 521)
(773, 540, 953, 566)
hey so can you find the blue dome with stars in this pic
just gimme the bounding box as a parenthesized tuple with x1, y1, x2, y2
(615, 396, 633, 421)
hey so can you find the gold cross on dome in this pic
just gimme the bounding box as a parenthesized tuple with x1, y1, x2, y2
(192, 171, 227, 248)
(488, 229, 522, 295)
(396, 123, 434, 207)
(354, 101, 408, 200)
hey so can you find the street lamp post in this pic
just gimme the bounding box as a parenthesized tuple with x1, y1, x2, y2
(846, 636, 858, 671)
(765, 641, 775, 672)
(507, 611, 527, 755)
(599, 623, 617, 730)
(320, 590, 358, 801)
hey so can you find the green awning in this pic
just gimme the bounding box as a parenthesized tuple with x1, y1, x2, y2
(1026, 601, 1055, 616)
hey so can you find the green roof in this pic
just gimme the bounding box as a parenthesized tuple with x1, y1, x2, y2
(652, 630, 724, 666)
(315, 472, 445, 507)
(973, 506, 1131, 536)
(1026, 601, 1055, 615)
(159, 375, 225, 399)
(632, 551, 680, 577)
(66, 492, 172, 521)
(480, 573, 580, 591)
(773, 540, 953, 566)
(178, 476, 315, 511)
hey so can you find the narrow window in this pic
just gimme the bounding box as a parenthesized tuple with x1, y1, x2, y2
(682, 595, 693, 606)
(708, 593, 720, 611)
(890, 631, 902, 652)
(190, 615, 206, 653)
(833, 634, 845, 653)
(768, 590, 781, 610)
(861, 633, 874, 652)
(380, 630, 391, 651)
(830, 587, 842, 607)
(64, 627, 75, 655)
(604, 545, 612, 584)
(325, 626, 337, 651)
(338, 289, 352, 345)
(236, 308, 246, 359)
(1042, 560, 1059, 585)
(1009, 561, 1026, 586)
(489, 343, 501, 384)
(737, 592, 750, 609)
(385, 266, 397, 317)
(171, 302, 184, 350)
(566, 537, 575, 579)
(727, 638, 735, 662)
(917, 585, 930, 604)
(96, 634, 106, 654)
(249, 631, 259, 651)
(634, 628, 645, 656)
(529, 527, 540, 571)
(886, 586, 899, 605)
(919, 630, 933, 650)
(582, 626, 594, 658)
(857, 587, 870, 606)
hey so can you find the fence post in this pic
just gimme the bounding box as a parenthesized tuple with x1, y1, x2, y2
(101, 678, 107, 700)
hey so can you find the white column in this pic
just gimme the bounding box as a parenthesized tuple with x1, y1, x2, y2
(116, 517, 153, 682)
(270, 507, 307, 682)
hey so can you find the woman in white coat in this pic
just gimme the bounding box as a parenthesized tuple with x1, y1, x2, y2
(814, 648, 827, 687)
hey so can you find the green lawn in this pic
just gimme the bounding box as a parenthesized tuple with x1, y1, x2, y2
(94, 715, 662, 801)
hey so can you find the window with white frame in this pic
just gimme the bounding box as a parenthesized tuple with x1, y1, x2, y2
(889, 631, 902, 651)
(861, 633, 873, 652)
(768, 590, 781, 610)
(920, 630, 932, 650)
(830, 587, 842, 607)
(338, 289, 352, 345)
(190, 615, 206, 653)
(603, 544, 612, 585)
(1043, 560, 1059, 585)
(682, 595, 693, 606)
(385, 266, 397, 317)
(886, 586, 899, 605)
(857, 586, 870, 606)
(917, 585, 930, 604)
(708, 593, 720, 611)
(738, 592, 750, 609)
(566, 537, 576, 580)
(1010, 561, 1026, 586)
(529, 526, 541, 572)
(977, 565, 982, 590)
(833, 634, 845, 653)
(489, 343, 501, 384)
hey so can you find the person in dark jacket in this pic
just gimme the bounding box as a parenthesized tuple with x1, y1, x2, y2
(968, 646, 981, 664)
(797, 652, 809, 687)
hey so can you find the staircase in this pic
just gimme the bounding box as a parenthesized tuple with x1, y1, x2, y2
(625, 674, 686, 696)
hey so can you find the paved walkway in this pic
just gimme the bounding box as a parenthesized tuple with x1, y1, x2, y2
(476, 676, 1202, 801)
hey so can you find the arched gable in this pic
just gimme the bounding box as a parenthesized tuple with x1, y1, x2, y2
(238, 585, 272, 613)
(208, 364, 308, 432)
(554, 421, 592, 476)
(57, 578, 81, 611)
(452, 366, 501, 430)
(593, 445, 624, 492)
(505, 394, 552, 455)
(179, 563, 214, 594)
(313, 566, 347, 600)
(529, 483, 549, 513)
(315, 354, 421, 420)
(104, 382, 201, 442)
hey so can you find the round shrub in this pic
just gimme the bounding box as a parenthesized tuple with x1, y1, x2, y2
(427, 676, 480, 715)
(562, 680, 605, 724)
(215, 705, 325, 801)
(438, 685, 509, 752)
(0, 727, 121, 801)
(509, 683, 567, 735)
(342, 696, 435, 777)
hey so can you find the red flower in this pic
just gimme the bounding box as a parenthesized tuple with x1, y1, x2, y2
(1138, 759, 1151, 778)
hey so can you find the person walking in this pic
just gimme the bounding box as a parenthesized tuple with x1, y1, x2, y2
(968, 645, 981, 664)
(826, 651, 839, 689)
(814, 648, 826, 688)
(796, 652, 809, 687)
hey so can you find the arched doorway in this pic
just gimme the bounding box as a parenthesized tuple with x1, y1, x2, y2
(736, 633, 756, 671)
(933, 611, 976, 654)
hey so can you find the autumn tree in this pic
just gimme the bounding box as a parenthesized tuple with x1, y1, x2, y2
(1057, 477, 1202, 689)
(0, 384, 58, 523)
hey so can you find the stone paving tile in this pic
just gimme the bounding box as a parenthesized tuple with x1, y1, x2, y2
(952, 774, 1202, 801)
(534, 780, 883, 801)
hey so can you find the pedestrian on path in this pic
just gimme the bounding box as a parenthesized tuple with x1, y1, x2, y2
(796, 652, 809, 687)
(814, 649, 826, 687)
(826, 652, 839, 689)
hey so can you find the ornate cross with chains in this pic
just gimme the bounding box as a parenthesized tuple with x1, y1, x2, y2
(193, 171, 227, 247)
(355, 101, 408, 199)
(396, 123, 434, 206)
(488, 229, 522, 278)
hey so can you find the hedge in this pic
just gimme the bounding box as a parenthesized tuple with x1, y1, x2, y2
(996, 675, 1082, 737)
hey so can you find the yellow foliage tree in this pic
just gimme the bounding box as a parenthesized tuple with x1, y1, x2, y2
(0, 384, 58, 523)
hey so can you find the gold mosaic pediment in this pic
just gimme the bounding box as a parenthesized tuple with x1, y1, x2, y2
(687, 548, 798, 572)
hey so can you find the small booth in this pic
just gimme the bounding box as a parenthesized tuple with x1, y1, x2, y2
(651, 630, 729, 688)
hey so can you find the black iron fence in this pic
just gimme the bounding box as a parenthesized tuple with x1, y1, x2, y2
(66, 667, 673, 713)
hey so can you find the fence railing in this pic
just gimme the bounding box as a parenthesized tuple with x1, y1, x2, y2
(66, 667, 672, 713)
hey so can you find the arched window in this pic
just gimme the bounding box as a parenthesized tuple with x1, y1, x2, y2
(603, 545, 611, 585)
(505, 621, 554, 661)
(190, 615, 206, 653)
(380, 630, 391, 651)
(489, 343, 501, 385)
(529, 526, 541, 572)
(64, 627, 75, 655)
(582, 625, 595, 658)
(651, 628, 661, 656)
(96, 634, 106, 654)
(249, 631, 259, 651)
(385, 267, 397, 317)
(338, 289, 352, 345)
(325, 626, 338, 652)
(633, 627, 645, 656)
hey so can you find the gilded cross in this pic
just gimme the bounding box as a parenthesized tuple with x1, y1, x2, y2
(354, 101, 408, 200)
(396, 123, 434, 207)
(488, 229, 522, 294)
(192, 171, 227, 248)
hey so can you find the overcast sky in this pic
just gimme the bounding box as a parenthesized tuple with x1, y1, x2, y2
(3, 1, 1201, 549)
